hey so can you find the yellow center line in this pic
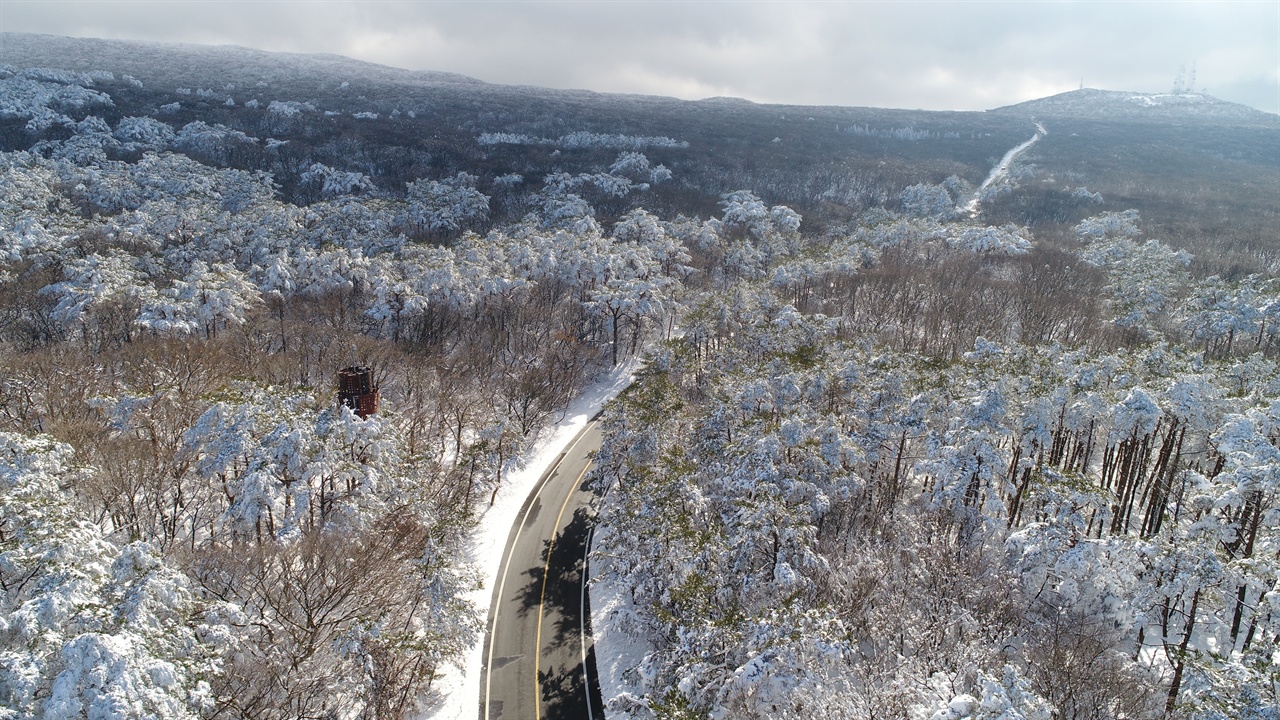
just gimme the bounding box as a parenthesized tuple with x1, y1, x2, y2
(534, 460, 593, 720)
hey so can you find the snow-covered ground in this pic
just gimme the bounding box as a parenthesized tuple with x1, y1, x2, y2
(421, 356, 643, 720)
(588, 534, 653, 719)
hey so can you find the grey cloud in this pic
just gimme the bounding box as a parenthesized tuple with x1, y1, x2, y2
(0, 0, 1274, 113)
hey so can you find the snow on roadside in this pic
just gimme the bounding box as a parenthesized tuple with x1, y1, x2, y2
(420, 356, 644, 720)
(589, 530, 654, 719)
(588, 333, 686, 719)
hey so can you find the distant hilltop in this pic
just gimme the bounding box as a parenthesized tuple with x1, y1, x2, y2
(993, 88, 1278, 125)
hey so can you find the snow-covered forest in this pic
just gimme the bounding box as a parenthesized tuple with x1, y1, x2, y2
(593, 212, 1280, 717)
(0, 59, 697, 718)
(0, 35, 1278, 719)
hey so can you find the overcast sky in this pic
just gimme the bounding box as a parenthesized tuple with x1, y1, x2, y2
(1, 0, 1276, 113)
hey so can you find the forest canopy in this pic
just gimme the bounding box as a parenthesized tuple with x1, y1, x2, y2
(0, 37, 1277, 719)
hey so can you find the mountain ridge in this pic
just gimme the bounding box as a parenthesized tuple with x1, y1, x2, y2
(3, 32, 1275, 125)
(0, 31, 486, 89)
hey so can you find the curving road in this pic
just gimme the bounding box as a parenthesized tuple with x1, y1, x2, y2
(481, 421, 604, 720)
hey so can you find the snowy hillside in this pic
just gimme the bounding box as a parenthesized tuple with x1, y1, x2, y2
(0, 32, 484, 90)
(994, 88, 1279, 125)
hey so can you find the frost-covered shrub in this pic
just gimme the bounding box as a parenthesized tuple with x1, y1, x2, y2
(900, 182, 955, 219)
(267, 100, 314, 117)
(173, 121, 259, 165)
(114, 116, 177, 151)
(299, 162, 375, 199)
(0, 76, 114, 128)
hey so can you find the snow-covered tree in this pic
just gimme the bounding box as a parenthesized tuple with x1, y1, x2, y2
(946, 224, 1032, 255)
(298, 162, 375, 200)
(40, 250, 156, 348)
(399, 172, 490, 240)
(173, 121, 259, 166)
(1077, 210, 1191, 336)
(138, 261, 261, 339)
(0, 432, 229, 719)
(585, 243, 674, 366)
(901, 182, 955, 219)
(113, 116, 176, 152)
(1180, 275, 1264, 359)
(697, 191, 802, 286)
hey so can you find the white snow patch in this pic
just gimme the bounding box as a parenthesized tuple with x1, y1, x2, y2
(418, 357, 644, 720)
(589, 534, 654, 719)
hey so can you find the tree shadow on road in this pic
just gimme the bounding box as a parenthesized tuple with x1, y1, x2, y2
(538, 640, 605, 720)
(515, 498, 604, 719)
(517, 507, 593, 644)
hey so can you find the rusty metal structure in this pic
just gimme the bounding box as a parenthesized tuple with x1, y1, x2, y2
(337, 366, 380, 419)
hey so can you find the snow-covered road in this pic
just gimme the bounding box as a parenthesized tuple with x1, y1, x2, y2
(958, 121, 1046, 216)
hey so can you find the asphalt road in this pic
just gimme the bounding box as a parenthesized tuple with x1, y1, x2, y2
(481, 421, 605, 720)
